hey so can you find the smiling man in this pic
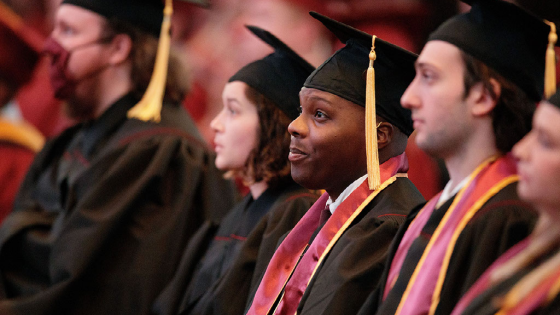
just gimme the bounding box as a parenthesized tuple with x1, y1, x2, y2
(0, 0, 236, 314)
(245, 12, 424, 315)
(366, 0, 556, 314)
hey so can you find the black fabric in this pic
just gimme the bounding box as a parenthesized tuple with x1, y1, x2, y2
(294, 178, 424, 315)
(369, 182, 537, 315)
(304, 12, 417, 136)
(459, 246, 560, 315)
(428, 0, 556, 102)
(0, 93, 237, 315)
(228, 26, 315, 120)
(152, 182, 318, 315)
(549, 90, 560, 109)
(62, 0, 164, 37)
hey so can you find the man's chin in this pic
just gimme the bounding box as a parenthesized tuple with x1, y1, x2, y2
(291, 172, 322, 191)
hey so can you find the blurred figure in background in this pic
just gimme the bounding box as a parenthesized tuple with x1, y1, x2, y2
(0, 0, 236, 314)
(0, 3, 44, 221)
(1, 0, 70, 137)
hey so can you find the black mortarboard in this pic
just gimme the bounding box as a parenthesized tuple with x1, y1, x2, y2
(548, 90, 560, 109)
(428, 0, 557, 101)
(306, 12, 417, 190)
(305, 11, 417, 137)
(61, 0, 209, 37)
(228, 26, 315, 120)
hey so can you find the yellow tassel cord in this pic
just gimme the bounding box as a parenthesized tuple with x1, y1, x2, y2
(127, 0, 173, 122)
(0, 119, 45, 153)
(366, 36, 380, 191)
(545, 20, 557, 99)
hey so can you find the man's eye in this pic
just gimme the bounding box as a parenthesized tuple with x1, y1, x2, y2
(61, 25, 75, 36)
(537, 132, 552, 149)
(314, 111, 326, 119)
(421, 70, 436, 82)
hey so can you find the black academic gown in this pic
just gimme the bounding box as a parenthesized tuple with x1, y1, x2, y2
(0, 93, 236, 315)
(292, 177, 424, 315)
(152, 180, 317, 315)
(363, 182, 537, 315)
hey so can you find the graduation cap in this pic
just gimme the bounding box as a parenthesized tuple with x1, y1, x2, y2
(306, 11, 417, 190)
(0, 2, 43, 88)
(428, 0, 557, 101)
(228, 25, 315, 120)
(62, 0, 209, 122)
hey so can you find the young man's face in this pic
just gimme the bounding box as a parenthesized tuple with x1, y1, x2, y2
(288, 88, 367, 197)
(401, 40, 473, 159)
(49, 4, 113, 119)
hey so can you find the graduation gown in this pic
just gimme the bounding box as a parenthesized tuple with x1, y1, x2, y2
(295, 176, 424, 315)
(451, 238, 560, 315)
(0, 93, 236, 315)
(153, 180, 317, 315)
(363, 156, 537, 315)
(246, 153, 425, 315)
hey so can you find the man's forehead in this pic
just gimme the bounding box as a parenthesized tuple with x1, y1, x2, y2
(417, 41, 464, 69)
(299, 88, 337, 103)
(299, 87, 364, 113)
(56, 4, 105, 26)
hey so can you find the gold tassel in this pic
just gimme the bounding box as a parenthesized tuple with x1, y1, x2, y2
(366, 36, 380, 191)
(545, 20, 557, 99)
(127, 0, 173, 122)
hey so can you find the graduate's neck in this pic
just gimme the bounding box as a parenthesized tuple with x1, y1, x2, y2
(443, 122, 499, 192)
(92, 61, 133, 119)
(249, 181, 268, 199)
(326, 172, 367, 202)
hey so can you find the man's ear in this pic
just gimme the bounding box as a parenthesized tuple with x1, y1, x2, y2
(377, 122, 394, 149)
(470, 78, 501, 117)
(108, 34, 133, 65)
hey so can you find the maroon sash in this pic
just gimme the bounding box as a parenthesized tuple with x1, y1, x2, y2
(246, 153, 408, 315)
(452, 237, 560, 315)
(384, 154, 520, 315)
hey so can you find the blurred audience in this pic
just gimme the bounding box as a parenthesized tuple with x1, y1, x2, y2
(0, 2, 44, 221)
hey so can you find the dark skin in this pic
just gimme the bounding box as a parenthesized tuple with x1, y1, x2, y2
(288, 87, 407, 200)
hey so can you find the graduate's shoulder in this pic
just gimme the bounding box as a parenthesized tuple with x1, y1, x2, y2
(471, 181, 537, 223)
(365, 176, 426, 221)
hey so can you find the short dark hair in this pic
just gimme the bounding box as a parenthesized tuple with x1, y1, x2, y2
(461, 51, 536, 153)
(236, 85, 293, 189)
(101, 18, 189, 104)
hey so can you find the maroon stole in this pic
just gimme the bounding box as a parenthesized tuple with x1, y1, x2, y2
(246, 153, 409, 315)
(383, 154, 519, 315)
(452, 237, 560, 315)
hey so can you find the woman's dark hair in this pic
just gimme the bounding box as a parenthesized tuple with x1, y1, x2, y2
(232, 84, 293, 189)
(101, 18, 189, 104)
(461, 51, 536, 153)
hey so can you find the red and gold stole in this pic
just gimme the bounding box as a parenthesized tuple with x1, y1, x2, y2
(452, 237, 560, 315)
(246, 153, 409, 315)
(383, 154, 519, 315)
